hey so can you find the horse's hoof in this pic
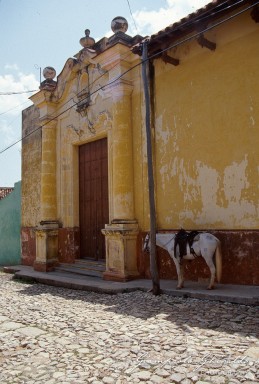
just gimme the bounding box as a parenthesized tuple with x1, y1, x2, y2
(176, 286, 183, 290)
(207, 286, 214, 290)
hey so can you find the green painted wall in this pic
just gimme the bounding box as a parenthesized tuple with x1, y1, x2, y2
(0, 181, 21, 265)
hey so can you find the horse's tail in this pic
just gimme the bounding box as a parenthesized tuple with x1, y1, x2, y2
(215, 241, 222, 283)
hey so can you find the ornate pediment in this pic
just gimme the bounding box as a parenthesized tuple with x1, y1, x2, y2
(54, 58, 79, 100)
(75, 48, 97, 66)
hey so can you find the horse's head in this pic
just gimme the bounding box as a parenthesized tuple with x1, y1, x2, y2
(143, 233, 150, 253)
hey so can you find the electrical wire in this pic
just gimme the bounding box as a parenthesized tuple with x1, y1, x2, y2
(0, 0, 257, 154)
(126, 0, 138, 33)
(149, 0, 246, 40)
(0, 0, 245, 111)
(2, 113, 21, 130)
(0, 0, 240, 115)
(148, 0, 259, 61)
(0, 90, 37, 95)
(0, 100, 31, 116)
(0, 47, 132, 130)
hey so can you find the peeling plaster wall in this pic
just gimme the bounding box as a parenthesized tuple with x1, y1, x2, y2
(53, 63, 112, 262)
(56, 75, 111, 228)
(137, 229, 259, 285)
(21, 105, 41, 227)
(151, 13, 259, 230)
(132, 63, 151, 231)
(135, 12, 259, 285)
(21, 105, 41, 266)
(20, 11, 259, 283)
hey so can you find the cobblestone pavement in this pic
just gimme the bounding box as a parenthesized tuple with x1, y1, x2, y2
(0, 272, 258, 384)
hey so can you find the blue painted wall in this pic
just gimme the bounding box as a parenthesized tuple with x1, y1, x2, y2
(0, 181, 21, 265)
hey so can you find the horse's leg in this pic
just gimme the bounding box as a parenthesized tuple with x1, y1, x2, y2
(179, 262, 184, 289)
(172, 256, 184, 289)
(204, 255, 216, 290)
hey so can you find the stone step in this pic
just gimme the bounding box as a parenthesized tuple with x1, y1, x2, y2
(55, 259, 105, 278)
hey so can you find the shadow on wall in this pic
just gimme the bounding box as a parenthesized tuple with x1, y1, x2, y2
(0, 181, 21, 265)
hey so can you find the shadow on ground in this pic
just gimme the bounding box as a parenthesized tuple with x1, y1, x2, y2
(16, 277, 259, 339)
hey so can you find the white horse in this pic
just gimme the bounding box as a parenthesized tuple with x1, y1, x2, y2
(144, 231, 222, 290)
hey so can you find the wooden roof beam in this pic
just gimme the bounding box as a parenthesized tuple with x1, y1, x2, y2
(251, 5, 259, 23)
(197, 34, 216, 51)
(162, 52, 180, 66)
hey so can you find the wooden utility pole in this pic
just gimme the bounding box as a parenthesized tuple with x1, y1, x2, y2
(141, 40, 160, 295)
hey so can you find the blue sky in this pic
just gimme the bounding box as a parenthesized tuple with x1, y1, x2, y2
(0, 0, 209, 186)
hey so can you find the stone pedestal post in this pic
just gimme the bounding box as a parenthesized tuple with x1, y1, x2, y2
(102, 221, 139, 281)
(34, 221, 59, 272)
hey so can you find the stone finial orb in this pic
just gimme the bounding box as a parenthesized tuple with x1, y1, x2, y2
(42, 66, 56, 80)
(79, 29, 95, 48)
(111, 16, 128, 33)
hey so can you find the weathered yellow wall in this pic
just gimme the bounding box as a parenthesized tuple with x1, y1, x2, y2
(148, 12, 259, 230)
(131, 62, 150, 229)
(52, 44, 144, 230)
(21, 105, 41, 227)
(54, 60, 112, 228)
(21, 11, 259, 282)
(22, 11, 259, 235)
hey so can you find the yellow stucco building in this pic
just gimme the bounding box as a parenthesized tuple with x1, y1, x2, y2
(21, 1, 259, 285)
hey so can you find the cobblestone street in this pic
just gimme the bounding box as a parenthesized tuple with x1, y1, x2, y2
(0, 272, 258, 384)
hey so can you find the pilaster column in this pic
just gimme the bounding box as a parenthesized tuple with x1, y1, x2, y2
(110, 79, 135, 221)
(102, 69, 139, 280)
(40, 118, 57, 221)
(34, 112, 59, 271)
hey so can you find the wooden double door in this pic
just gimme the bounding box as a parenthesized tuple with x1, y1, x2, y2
(79, 138, 108, 260)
